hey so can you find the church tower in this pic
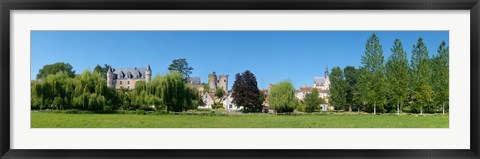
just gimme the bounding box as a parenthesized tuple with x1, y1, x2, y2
(145, 64, 151, 83)
(324, 65, 330, 90)
(107, 67, 114, 88)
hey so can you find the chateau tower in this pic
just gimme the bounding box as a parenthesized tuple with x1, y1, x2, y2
(218, 75, 228, 93)
(208, 72, 217, 92)
(107, 67, 114, 87)
(145, 64, 152, 83)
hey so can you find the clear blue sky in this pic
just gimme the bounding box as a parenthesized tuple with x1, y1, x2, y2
(31, 31, 449, 90)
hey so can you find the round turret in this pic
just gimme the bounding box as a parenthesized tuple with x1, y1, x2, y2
(145, 64, 152, 83)
(208, 72, 217, 92)
(107, 67, 114, 87)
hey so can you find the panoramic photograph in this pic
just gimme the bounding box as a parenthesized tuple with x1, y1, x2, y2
(30, 31, 449, 128)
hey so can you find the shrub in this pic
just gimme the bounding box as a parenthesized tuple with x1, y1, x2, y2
(296, 105, 306, 112)
(211, 103, 223, 109)
(63, 109, 82, 114)
(135, 109, 146, 115)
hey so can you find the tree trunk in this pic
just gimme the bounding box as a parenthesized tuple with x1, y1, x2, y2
(397, 102, 400, 115)
(442, 102, 445, 114)
(420, 107, 423, 114)
(373, 103, 376, 115)
(349, 104, 352, 112)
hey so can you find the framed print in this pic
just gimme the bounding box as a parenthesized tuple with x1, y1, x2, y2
(1, 0, 480, 159)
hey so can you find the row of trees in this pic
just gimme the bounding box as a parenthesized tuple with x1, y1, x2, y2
(329, 33, 449, 114)
(32, 60, 202, 112)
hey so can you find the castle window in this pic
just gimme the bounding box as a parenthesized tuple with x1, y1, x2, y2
(120, 81, 122, 84)
(224, 80, 226, 82)
(127, 81, 130, 84)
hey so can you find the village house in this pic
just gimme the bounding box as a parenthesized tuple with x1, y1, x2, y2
(296, 85, 330, 103)
(296, 85, 332, 111)
(199, 92, 215, 109)
(294, 66, 332, 111)
(221, 93, 242, 111)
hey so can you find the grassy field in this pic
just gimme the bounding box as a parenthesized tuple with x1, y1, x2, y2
(31, 111, 449, 128)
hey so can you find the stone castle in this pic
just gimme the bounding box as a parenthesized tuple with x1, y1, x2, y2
(107, 65, 152, 90)
(208, 72, 228, 93)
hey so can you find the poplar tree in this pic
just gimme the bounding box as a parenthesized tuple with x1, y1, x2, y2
(329, 66, 347, 111)
(361, 33, 387, 114)
(344, 66, 358, 112)
(386, 38, 410, 114)
(355, 67, 369, 112)
(410, 37, 434, 114)
(432, 40, 449, 114)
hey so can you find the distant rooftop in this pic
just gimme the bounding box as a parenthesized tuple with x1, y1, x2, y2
(187, 77, 201, 85)
(314, 77, 326, 86)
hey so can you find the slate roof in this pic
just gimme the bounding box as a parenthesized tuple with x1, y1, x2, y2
(113, 67, 147, 79)
(187, 77, 201, 85)
(314, 77, 326, 86)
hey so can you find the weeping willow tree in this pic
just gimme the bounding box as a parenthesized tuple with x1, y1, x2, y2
(268, 80, 297, 113)
(138, 72, 198, 112)
(31, 70, 117, 111)
(31, 70, 199, 112)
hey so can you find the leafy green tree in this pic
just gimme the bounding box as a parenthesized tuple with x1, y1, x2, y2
(431, 40, 449, 114)
(410, 37, 434, 114)
(354, 67, 369, 112)
(361, 33, 387, 114)
(329, 66, 347, 111)
(268, 81, 297, 113)
(168, 58, 193, 81)
(259, 91, 266, 105)
(386, 38, 410, 114)
(304, 88, 321, 112)
(343, 66, 358, 112)
(158, 72, 194, 112)
(93, 64, 113, 78)
(231, 70, 263, 112)
(215, 88, 226, 99)
(36, 62, 75, 79)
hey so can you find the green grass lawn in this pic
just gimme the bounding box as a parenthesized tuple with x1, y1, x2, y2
(31, 111, 449, 128)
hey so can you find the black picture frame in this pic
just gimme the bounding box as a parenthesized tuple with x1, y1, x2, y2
(1, 0, 479, 159)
